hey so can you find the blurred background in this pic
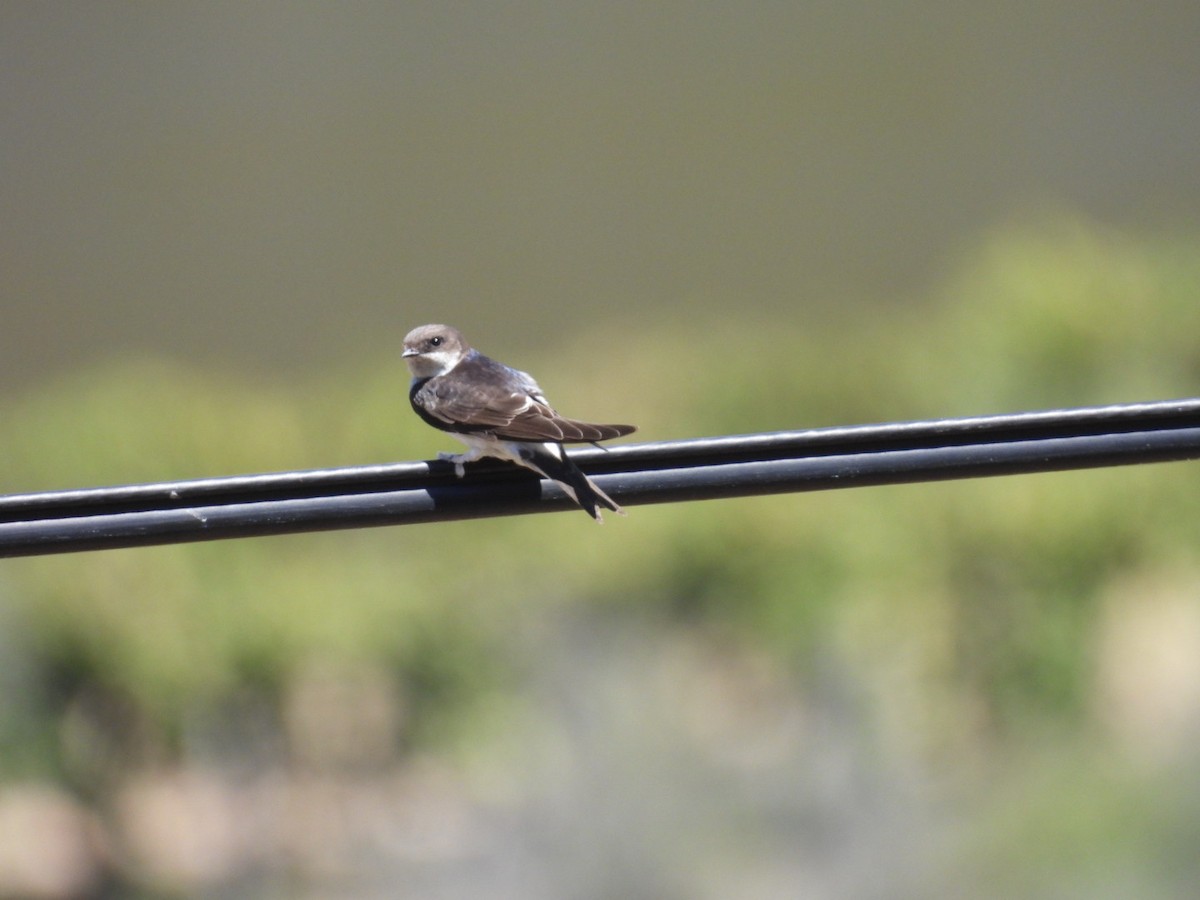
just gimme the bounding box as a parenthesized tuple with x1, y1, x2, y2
(3, 3, 1200, 897)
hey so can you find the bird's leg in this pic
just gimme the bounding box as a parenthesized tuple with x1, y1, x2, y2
(437, 447, 486, 478)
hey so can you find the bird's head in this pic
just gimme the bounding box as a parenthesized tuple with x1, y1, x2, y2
(402, 324, 469, 379)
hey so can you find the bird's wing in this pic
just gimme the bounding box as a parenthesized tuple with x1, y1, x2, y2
(510, 367, 549, 405)
(412, 373, 529, 430)
(414, 356, 635, 443)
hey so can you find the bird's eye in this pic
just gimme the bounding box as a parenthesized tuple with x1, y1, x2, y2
(429, 336, 443, 347)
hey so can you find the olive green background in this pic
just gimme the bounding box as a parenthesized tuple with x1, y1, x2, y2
(2, 4, 1200, 897)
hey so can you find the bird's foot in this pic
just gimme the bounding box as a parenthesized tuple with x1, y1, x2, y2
(437, 450, 477, 478)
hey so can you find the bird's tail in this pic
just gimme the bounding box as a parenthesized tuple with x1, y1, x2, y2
(514, 443, 624, 523)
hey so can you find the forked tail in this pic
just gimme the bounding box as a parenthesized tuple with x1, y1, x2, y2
(515, 443, 624, 523)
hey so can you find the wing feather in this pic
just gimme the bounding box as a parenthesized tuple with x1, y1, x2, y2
(413, 353, 636, 443)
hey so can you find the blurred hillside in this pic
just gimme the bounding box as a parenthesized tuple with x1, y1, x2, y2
(1, 220, 1200, 897)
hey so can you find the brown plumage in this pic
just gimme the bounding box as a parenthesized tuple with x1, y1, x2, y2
(402, 324, 636, 521)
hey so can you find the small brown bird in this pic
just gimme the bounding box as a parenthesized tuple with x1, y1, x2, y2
(402, 324, 636, 521)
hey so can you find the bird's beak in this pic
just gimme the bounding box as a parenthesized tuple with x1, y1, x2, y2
(401, 348, 419, 358)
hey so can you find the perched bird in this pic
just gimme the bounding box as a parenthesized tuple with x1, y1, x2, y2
(402, 324, 636, 522)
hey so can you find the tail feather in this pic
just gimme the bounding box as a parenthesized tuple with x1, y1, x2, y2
(515, 443, 623, 523)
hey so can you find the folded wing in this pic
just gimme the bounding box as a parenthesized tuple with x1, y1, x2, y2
(414, 358, 636, 443)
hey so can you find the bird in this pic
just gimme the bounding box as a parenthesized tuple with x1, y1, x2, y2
(402, 324, 636, 522)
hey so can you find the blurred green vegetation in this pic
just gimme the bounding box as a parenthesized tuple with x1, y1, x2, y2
(1, 217, 1199, 869)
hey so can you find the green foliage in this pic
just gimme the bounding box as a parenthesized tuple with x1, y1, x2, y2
(1, 215, 1199, 773)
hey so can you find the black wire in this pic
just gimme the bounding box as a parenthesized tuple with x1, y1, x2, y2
(2, 397, 1200, 557)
